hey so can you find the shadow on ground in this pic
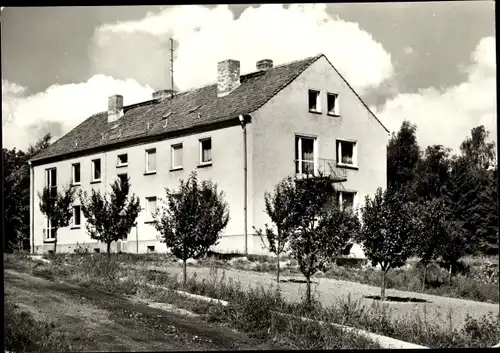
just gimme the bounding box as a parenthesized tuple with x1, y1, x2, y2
(364, 295, 429, 303)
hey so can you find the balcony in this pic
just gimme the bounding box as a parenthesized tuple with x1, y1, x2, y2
(294, 158, 347, 183)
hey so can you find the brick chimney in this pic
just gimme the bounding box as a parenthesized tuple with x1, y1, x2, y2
(108, 94, 124, 123)
(217, 59, 240, 98)
(153, 89, 176, 100)
(256, 59, 273, 71)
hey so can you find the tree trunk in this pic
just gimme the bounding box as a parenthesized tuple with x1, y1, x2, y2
(107, 242, 111, 255)
(183, 259, 187, 287)
(448, 264, 453, 284)
(306, 275, 311, 304)
(53, 229, 58, 254)
(422, 263, 427, 291)
(277, 252, 280, 285)
(380, 269, 386, 301)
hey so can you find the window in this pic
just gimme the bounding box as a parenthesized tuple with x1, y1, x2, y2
(145, 148, 156, 173)
(147, 245, 155, 253)
(94, 248, 100, 253)
(72, 205, 81, 227)
(308, 90, 321, 113)
(336, 140, 357, 167)
(45, 168, 57, 196)
(145, 196, 157, 222)
(199, 138, 212, 165)
(295, 135, 317, 175)
(117, 153, 128, 167)
(171, 144, 183, 169)
(327, 93, 340, 116)
(91, 159, 101, 182)
(118, 173, 128, 185)
(72, 163, 81, 185)
(338, 191, 357, 209)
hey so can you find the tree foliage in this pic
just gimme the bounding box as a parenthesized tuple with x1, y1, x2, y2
(387, 120, 421, 198)
(38, 183, 75, 254)
(79, 176, 141, 254)
(357, 187, 417, 300)
(153, 171, 229, 285)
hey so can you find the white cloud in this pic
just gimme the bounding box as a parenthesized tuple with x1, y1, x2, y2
(374, 36, 496, 152)
(91, 4, 394, 94)
(2, 75, 153, 150)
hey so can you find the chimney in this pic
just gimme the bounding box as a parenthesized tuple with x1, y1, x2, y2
(256, 59, 273, 71)
(217, 59, 240, 98)
(153, 89, 176, 100)
(108, 94, 124, 123)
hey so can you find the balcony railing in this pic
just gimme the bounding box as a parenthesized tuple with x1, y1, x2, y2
(294, 158, 347, 182)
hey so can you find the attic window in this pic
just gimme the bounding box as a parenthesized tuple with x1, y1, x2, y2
(327, 93, 339, 116)
(308, 90, 321, 113)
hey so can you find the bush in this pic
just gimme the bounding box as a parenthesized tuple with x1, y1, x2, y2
(4, 301, 72, 352)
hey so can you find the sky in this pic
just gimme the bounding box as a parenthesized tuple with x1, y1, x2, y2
(1, 3, 496, 153)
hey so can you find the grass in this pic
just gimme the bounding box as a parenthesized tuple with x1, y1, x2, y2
(4, 300, 72, 353)
(12, 253, 500, 348)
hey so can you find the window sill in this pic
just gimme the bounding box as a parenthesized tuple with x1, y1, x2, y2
(90, 180, 101, 184)
(43, 239, 55, 243)
(144, 171, 157, 176)
(71, 183, 81, 187)
(144, 220, 155, 224)
(170, 166, 183, 172)
(197, 162, 212, 168)
(327, 113, 340, 117)
(70, 226, 81, 230)
(337, 163, 359, 170)
(309, 110, 322, 115)
(116, 164, 128, 168)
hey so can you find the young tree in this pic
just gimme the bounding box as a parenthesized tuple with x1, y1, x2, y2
(79, 177, 141, 254)
(414, 198, 449, 290)
(254, 176, 297, 284)
(357, 187, 417, 301)
(38, 184, 75, 254)
(153, 172, 229, 286)
(287, 175, 358, 304)
(438, 219, 469, 282)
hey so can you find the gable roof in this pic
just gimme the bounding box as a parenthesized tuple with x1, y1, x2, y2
(30, 54, 322, 164)
(29, 53, 388, 164)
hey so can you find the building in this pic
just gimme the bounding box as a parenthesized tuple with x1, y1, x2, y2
(28, 54, 389, 255)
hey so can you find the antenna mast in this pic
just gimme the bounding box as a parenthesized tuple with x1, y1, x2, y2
(170, 38, 174, 99)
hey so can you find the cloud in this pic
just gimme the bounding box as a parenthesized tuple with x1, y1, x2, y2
(90, 4, 394, 94)
(373, 36, 496, 152)
(2, 76, 153, 150)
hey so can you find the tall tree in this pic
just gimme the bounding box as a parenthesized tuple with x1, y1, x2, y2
(387, 121, 422, 199)
(414, 145, 452, 201)
(3, 133, 52, 252)
(38, 184, 75, 254)
(356, 187, 417, 300)
(153, 172, 230, 286)
(79, 177, 141, 254)
(255, 176, 297, 284)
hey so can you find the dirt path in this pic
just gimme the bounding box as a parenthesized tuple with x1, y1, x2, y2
(4, 268, 276, 351)
(159, 264, 499, 329)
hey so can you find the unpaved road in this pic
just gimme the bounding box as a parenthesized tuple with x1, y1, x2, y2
(155, 264, 499, 329)
(4, 268, 277, 351)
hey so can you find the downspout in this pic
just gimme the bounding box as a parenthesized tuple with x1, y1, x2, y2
(29, 161, 35, 254)
(239, 115, 248, 256)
